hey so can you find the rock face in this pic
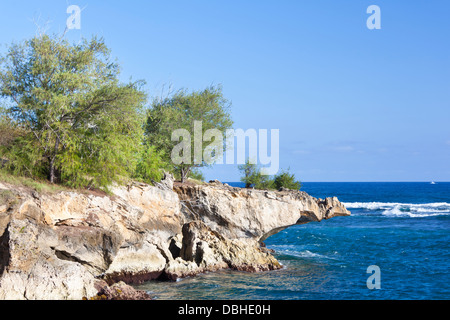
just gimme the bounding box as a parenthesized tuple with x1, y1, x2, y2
(0, 178, 350, 300)
(175, 184, 350, 242)
(163, 220, 281, 281)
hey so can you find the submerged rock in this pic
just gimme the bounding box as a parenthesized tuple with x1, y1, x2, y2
(0, 179, 350, 300)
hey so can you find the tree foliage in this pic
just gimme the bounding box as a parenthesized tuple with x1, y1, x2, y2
(0, 106, 25, 150)
(145, 85, 233, 183)
(273, 168, 302, 190)
(0, 34, 147, 189)
(238, 159, 274, 190)
(133, 145, 167, 183)
(239, 159, 301, 190)
(238, 159, 261, 188)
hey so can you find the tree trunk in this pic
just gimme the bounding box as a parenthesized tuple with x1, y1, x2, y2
(49, 156, 56, 184)
(245, 167, 251, 188)
(49, 137, 60, 184)
(180, 166, 191, 184)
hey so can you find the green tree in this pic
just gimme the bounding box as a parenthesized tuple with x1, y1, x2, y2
(133, 145, 167, 184)
(238, 158, 275, 190)
(239, 159, 301, 190)
(146, 85, 233, 183)
(254, 171, 275, 190)
(0, 34, 146, 189)
(273, 168, 302, 190)
(0, 106, 24, 151)
(238, 159, 259, 188)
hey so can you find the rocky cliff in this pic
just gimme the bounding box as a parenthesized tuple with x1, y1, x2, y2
(0, 176, 350, 300)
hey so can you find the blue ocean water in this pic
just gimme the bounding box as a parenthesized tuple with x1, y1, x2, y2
(136, 182, 450, 300)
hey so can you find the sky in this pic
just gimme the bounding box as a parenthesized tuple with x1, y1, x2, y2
(0, 0, 449, 182)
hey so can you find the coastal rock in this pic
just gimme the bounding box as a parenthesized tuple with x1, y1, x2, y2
(0, 215, 99, 300)
(102, 241, 167, 285)
(162, 220, 281, 280)
(163, 258, 201, 280)
(179, 220, 280, 272)
(91, 280, 152, 300)
(0, 179, 349, 300)
(0, 183, 180, 299)
(174, 184, 350, 242)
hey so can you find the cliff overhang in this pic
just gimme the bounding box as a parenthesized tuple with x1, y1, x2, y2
(0, 177, 350, 300)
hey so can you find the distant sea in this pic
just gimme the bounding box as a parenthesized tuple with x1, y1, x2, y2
(135, 182, 450, 300)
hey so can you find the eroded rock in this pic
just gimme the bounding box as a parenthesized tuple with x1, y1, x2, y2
(0, 179, 350, 300)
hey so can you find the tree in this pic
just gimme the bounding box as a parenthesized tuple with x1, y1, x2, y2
(145, 85, 233, 183)
(0, 106, 24, 150)
(239, 159, 301, 190)
(273, 168, 302, 190)
(133, 145, 167, 183)
(0, 34, 146, 189)
(238, 159, 260, 188)
(238, 158, 275, 190)
(254, 171, 275, 190)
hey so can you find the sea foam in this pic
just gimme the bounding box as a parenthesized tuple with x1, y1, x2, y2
(343, 202, 450, 217)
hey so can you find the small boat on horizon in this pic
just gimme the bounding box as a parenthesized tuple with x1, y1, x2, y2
(430, 181, 436, 185)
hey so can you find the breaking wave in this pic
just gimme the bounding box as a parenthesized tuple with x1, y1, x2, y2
(343, 202, 450, 218)
(269, 245, 333, 260)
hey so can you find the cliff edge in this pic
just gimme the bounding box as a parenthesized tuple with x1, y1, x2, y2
(0, 176, 350, 300)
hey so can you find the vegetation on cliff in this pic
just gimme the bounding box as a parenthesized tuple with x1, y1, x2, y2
(239, 159, 302, 191)
(145, 85, 233, 183)
(0, 34, 146, 189)
(0, 33, 299, 191)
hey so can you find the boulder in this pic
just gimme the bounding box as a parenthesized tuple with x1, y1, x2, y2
(90, 280, 152, 300)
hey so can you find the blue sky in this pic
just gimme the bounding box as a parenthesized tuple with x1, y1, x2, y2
(1, 1, 449, 182)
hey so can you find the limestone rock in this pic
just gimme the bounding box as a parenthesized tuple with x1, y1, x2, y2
(174, 184, 350, 242)
(0, 217, 98, 300)
(163, 257, 201, 281)
(0, 182, 180, 299)
(179, 220, 281, 272)
(0, 178, 350, 300)
(90, 280, 152, 300)
(160, 172, 174, 190)
(103, 241, 167, 284)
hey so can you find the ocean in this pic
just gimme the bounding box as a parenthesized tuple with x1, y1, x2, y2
(135, 182, 450, 300)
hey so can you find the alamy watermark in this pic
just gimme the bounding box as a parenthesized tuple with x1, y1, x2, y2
(171, 121, 280, 175)
(367, 265, 381, 289)
(67, 5, 81, 30)
(65, 5, 380, 33)
(367, 5, 381, 30)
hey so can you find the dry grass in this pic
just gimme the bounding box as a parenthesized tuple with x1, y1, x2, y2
(0, 169, 70, 194)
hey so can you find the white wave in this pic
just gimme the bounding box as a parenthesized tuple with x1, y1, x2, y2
(343, 202, 450, 218)
(296, 250, 327, 259)
(269, 245, 331, 259)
